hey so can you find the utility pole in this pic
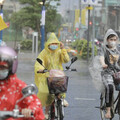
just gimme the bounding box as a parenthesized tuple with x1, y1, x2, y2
(87, 4, 91, 62)
(40, 0, 46, 51)
(92, 6, 95, 60)
(0, 0, 5, 42)
(79, 0, 82, 39)
(0, 5, 3, 42)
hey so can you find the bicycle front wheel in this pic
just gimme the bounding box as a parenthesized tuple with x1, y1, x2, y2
(57, 100, 64, 120)
(100, 94, 106, 120)
(48, 102, 55, 120)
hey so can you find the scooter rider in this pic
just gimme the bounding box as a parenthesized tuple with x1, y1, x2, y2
(0, 46, 45, 120)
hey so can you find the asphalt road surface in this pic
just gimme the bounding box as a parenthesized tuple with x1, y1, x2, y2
(17, 53, 119, 120)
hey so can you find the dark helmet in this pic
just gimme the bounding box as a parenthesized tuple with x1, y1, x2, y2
(0, 46, 18, 74)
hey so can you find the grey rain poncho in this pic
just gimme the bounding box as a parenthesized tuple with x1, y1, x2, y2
(89, 56, 105, 93)
(89, 29, 119, 93)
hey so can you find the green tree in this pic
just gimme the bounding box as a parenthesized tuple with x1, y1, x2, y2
(10, 0, 62, 41)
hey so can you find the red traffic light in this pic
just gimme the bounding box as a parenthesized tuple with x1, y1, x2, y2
(89, 21, 92, 25)
(76, 28, 79, 31)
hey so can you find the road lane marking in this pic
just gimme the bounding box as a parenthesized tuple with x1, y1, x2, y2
(74, 98, 96, 101)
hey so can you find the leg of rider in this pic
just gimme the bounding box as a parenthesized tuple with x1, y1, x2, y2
(45, 105, 50, 119)
(105, 84, 114, 119)
(58, 93, 69, 107)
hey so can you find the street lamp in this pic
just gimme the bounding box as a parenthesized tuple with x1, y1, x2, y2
(39, 0, 46, 51)
(0, 0, 5, 42)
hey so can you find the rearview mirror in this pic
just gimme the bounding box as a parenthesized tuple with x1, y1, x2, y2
(71, 57, 77, 64)
(36, 58, 43, 65)
(15, 84, 38, 108)
(22, 84, 38, 97)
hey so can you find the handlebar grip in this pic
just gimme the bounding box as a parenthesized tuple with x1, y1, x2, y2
(37, 69, 48, 73)
(71, 69, 77, 71)
(37, 70, 44, 73)
(19, 112, 34, 117)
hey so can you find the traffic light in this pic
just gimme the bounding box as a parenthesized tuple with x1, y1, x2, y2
(89, 21, 92, 26)
(74, 28, 79, 40)
(76, 28, 79, 31)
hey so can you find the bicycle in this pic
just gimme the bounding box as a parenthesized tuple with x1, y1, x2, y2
(98, 67, 120, 120)
(0, 84, 37, 120)
(99, 89, 120, 120)
(36, 57, 77, 120)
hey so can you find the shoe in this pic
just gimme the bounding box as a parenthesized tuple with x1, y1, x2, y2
(63, 99, 69, 107)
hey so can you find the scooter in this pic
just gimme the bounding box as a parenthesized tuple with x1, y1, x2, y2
(0, 84, 37, 120)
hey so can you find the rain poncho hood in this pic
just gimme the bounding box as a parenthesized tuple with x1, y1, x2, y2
(34, 33, 69, 107)
(104, 29, 119, 46)
(45, 33, 60, 52)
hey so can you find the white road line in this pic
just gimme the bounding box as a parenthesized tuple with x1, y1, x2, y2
(74, 98, 96, 101)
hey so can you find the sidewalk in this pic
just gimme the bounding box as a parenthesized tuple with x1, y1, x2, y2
(18, 52, 38, 62)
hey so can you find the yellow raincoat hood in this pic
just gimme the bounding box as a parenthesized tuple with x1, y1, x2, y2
(45, 33, 60, 51)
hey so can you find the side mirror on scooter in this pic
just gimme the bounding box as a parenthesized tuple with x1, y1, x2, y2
(22, 84, 38, 97)
(65, 57, 77, 70)
(36, 58, 46, 68)
(36, 58, 43, 66)
(15, 84, 38, 109)
(71, 57, 77, 64)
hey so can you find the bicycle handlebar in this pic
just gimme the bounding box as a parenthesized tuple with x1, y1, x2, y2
(37, 69, 49, 73)
(0, 109, 34, 119)
(37, 68, 77, 73)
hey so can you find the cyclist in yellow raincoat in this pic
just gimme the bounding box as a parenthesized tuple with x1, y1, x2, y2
(34, 33, 70, 117)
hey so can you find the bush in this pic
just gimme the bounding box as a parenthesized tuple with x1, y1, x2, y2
(20, 39, 32, 50)
(20, 39, 41, 51)
(71, 39, 97, 60)
(81, 41, 97, 59)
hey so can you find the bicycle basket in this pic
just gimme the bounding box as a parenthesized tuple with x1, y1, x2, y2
(47, 76, 69, 94)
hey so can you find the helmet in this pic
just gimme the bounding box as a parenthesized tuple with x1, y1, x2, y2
(0, 46, 18, 74)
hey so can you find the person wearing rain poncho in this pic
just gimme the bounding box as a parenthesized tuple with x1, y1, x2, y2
(34, 33, 70, 119)
(99, 29, 120, 119)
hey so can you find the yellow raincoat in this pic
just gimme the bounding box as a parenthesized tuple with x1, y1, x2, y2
(34, 33, 70, 107)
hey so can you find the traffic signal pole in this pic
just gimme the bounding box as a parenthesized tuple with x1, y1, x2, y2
(79, 0, 82, 39)
(87, 4, 90, 62)
(40, 0, 46, 51)
(0, 5, 3, 42)
(92, 6, 95, 60)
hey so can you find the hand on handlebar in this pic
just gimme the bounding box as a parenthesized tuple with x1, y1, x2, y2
(102, 64, 108, 69)
(21, 108, 33, 118)
(37, 69, 48, 73)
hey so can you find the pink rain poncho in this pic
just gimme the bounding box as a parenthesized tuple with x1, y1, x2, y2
(0, 74, 45, 120)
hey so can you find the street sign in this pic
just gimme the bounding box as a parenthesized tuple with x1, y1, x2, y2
(86, 6, 93, 10)
(81, 0, 102, 6)
(105, 0, 120, 6)
(81, 0, 89, 4)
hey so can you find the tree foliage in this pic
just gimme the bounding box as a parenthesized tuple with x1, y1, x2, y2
(10, 0, 62, 39)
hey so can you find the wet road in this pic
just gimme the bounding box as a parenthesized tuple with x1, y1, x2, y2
(17, 53, 119, 120)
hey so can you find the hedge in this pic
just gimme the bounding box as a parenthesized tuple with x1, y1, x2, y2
(71, 39, 97, 60)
